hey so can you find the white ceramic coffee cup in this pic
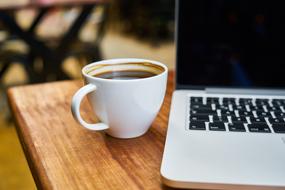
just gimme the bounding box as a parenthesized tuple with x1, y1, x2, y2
(71, 58, 168, 138)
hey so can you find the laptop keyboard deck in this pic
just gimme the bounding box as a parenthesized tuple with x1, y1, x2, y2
(189, 96, 285, 133)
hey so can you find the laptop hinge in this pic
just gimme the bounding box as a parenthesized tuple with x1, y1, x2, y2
(206, 88, 285, 96)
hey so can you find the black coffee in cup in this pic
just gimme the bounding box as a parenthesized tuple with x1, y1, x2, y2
(93, 70, 157, 80)
(86, 62, 165, 80)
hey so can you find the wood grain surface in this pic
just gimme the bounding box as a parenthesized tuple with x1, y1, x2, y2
(7, 72, 179, 190)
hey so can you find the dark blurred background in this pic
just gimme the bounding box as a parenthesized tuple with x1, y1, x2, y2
(110, 0, 174, 43)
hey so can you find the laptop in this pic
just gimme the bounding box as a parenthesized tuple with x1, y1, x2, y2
(160, 0, 285, 189)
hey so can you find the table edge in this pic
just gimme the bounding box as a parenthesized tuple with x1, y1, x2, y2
(7, 88, 52, 190)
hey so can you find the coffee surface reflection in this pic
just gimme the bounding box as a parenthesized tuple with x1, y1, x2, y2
(93, 70, 157, 80)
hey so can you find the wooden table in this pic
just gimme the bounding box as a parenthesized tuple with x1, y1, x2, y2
(8, 72, 176, 189)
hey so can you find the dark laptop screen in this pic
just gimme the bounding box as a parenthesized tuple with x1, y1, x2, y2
(177, 0, 285, 89)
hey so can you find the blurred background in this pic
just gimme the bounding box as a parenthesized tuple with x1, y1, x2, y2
(0, 0, 175, 189)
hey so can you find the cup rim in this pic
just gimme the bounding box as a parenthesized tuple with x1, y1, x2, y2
(82, 58, 168, 82)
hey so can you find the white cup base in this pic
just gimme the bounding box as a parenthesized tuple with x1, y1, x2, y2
(106, 128, 149, 139)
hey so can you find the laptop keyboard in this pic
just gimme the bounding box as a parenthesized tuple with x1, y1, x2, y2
(189, 96, 285, 133)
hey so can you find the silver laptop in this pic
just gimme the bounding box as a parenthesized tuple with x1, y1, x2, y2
(161, 0, 285, 189)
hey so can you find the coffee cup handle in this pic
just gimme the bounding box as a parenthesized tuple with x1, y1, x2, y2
(71, 83, 109, 131)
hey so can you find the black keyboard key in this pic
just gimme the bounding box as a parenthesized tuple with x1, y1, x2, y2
(255, 99, 269, 106)
(191, 109, 216, 115)
(255, 98, 269, 102)
(274, 111, 285, 117)
(272, 124, 285, 133)
(239, 98, 253, 105)
(248, 105, 264, 111)
(212, 115, 228, 122)
(255, 102, 269, 106)
(231, 116, 247, 123)
(222, 99, 236, 106)
(266, 106, 281, 112)
(222, 98, 235, 102)
(239, 98, 253, 103)
(256, 111, 271, 117)
(220, 110, 235, 116)
(189, 121, 206, 130)
(190, 114, 209, 121)
(204, 102, 214, 107)
(238, 111, 253, 116)
(191, 97, 203, 103)
(254, 109, 267, 114)
(248, 123, 271, 133)
(209, 122, 226, 131)
(228, 123, 246, 132)
(206, 97, 219, 104)
(268, 117, 285, 124)
(191, 104, 212, 110)
(249, 117, 266, 123)
(272, 99, 285, 106)
(232, 105, 246, 110)
(251, 121, 268, 125)
(216, 105, 230, 111)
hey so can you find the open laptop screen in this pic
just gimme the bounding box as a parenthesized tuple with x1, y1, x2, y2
(176, 0, 285, 89)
